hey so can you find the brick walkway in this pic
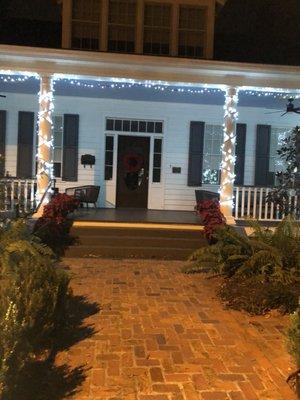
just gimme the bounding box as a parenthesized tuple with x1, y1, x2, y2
(57, 259, 296, 400)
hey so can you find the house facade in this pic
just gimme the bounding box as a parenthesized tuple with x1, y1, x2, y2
(0, 0, 300, 222)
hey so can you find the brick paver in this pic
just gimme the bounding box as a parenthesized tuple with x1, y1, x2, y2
(57, 259, 296, 400)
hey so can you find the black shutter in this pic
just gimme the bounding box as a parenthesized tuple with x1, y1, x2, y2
(17, 111, 34, 178)
(188, 121, 205, 187)
(234, 123, 246, 185)
(62, 114, 79, 181)
(255, 124, 274, 186)
(0, 111, 6, 177)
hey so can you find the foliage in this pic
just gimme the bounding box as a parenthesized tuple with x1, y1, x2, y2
(286, 307, 300, 395)
(287, 307, 300, 368)
(183, 218, 300, 314)
(219, 275, 298, 315)
(267, 126, 300, 216)
(195, 199, 226, 241)
(34, 193, 79, 256)
(0, 219, 70, 396)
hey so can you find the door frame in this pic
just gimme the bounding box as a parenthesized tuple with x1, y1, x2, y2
(116, 134, 151, 208)
(103, 125, 165, 210)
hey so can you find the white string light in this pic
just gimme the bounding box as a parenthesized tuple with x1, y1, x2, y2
(2, 72, 300, 99)
(219, 87, 239, 220)
(36, 76, 54, 204)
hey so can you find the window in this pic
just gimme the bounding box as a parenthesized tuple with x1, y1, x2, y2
(269, 127, 288, 176)
(106, 118, 163, 134)
(108, 0, 136, 53)
(153, 138, 162, 182)
(72, 0, 101, 50)
(143, 3, 171, 56)
(202, 124, 222, 184)
(105, 135, 114, 180)
(178, 5, 206, 58)
(53, 116, 64, 178)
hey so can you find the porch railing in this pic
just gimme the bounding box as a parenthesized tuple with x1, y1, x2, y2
(234, 186, 300, 221)
(0, 178, 37, 214)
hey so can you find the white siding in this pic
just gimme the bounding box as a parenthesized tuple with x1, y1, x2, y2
(1, 92, 299, 210)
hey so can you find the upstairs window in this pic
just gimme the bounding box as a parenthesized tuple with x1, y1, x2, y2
(72, 0, 101, 50)
(178, 5, 206, 59)
(108, 0, 136, 53)
(143, 3, 171, 56)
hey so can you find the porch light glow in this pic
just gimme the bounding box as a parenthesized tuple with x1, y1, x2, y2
(219, 87, 239, 222)
(36, 75, 54, 205)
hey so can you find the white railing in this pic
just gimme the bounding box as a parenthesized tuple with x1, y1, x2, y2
(0, 178, 37, 214)
(234, 186, 300, 221)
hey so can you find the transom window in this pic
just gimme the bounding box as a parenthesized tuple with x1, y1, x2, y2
(106, 118, 163, 134)
(108, 0, 136, 53)
(72, 0, 101, 50)
(202, 124, 222, 184)
(178, 5, 206, 59)
(143, 3, 171, 56)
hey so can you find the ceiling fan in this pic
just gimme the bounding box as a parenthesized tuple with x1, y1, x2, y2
(265, 98, 300, 116)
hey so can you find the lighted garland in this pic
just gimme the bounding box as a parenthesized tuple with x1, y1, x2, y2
(219, 87, 239, 216)
(36, 76, 54, 203)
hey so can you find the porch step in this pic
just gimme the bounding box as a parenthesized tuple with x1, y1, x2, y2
(66, 224, 206, 260)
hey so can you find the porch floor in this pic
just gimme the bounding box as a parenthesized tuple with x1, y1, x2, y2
(73, 208, 200, 225)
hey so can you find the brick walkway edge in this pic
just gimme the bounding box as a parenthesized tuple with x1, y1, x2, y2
(56, 259, 296, 400)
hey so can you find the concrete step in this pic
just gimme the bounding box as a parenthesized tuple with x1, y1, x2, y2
(68, 224, 206, 260)
(71, 226, 203, 239)
(75, 234, 204, 249)
(65, 245, 195, 260)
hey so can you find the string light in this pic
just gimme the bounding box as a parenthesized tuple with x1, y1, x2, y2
(36, 76, 54, 204)
(1, 72, 300, 99)
(219, 87, 239, 220)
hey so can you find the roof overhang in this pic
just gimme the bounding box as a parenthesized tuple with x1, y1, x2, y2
(1, 45, 300, 92)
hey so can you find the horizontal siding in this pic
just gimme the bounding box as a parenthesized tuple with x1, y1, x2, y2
(1, 92, 299, 210)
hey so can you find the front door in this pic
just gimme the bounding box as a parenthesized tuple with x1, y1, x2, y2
(116, 135, 150, 208)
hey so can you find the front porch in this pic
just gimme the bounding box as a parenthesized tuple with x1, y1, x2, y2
(1, 45, 300, 222)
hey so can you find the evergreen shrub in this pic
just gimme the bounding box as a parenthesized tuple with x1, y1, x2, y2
(0, 220, 70, 396)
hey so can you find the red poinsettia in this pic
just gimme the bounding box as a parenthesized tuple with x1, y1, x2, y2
(195, 199, 226, 241)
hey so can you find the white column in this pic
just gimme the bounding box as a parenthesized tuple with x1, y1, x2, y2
(36, 74, 54, 207)
(220, 86, 239, 224)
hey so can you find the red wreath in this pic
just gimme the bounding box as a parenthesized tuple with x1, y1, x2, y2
(123, 153, 144, 172)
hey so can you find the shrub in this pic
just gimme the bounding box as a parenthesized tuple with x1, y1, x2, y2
(195, 199, 226, 241)
(34, 193, 79, 255)
(219, 275, 299, 315)
(0, 220, 70, 396)
(183, 218, 299, 314)
(286, 307, 300, 395)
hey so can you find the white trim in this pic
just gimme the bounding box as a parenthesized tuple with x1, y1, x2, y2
(1, 45, 300, 91)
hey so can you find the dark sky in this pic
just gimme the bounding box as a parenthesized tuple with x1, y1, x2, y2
(0, 0, 299, 66)
(215, 0, 300, 65)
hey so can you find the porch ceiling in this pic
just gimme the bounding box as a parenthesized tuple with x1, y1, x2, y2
(1, 45, 300, 91)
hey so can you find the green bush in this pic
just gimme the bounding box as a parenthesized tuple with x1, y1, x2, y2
(0, 220, 70, 396)
(185, 218, 299, 283)
(286, 307, 300, 395)
(183, 218, 299, 314)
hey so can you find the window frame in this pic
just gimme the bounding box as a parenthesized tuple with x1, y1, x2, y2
(143, 2, 172, 56)
(202, 124, 223, 185)
(178, 4, 207, 59)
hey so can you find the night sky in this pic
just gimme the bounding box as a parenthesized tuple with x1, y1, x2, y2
(0, 0, 299, 66)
